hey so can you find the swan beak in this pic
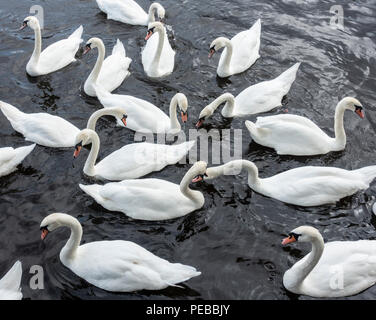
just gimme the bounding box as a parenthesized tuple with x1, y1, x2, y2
(73, 143, 82, 158)
(121, 115, 127, 126)
(196, 119, 204, 128)
(145, 31, 153, 41)
(282, 235, 296, 245)
(355, 108, 365, 119)
(83, 45, 91, 55)
(40, 228, 49, 240)
(181, 111, 188, 123)
(208, 48, 215, 58)
(19, 22, 27, 31)
(192, 175, 203, 183)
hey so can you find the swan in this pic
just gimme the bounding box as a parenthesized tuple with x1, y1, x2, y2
(245, 97, 364, 156)
(282, 226, 376, 298)
(0, 101, 127, 148)
(197, 159, 376, 207)
(40, 213, 200, 292)
(96, 1, 165, 26)
(0, 144, 35, 177)
(73, 128, 196, 180)
(95, 87, 188, 133)
(0, 261, 22, 300)
(79, 161, 207, 220)
(142, 22, 175, 78)
(209, 19, 261, 78)
(83, 37, 132, 97)
(20, 16, 83, 76)
(195, 63, 301, 127)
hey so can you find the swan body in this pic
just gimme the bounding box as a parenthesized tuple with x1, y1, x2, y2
(96, 1, 165, 26)
(196, 63, 300, 127)
(202, 160, 376, 207)
(0, 261, 22, 300)
(21, 16, 83, 76)
(84, 38, 131, 97)
(245, 97, 364, 156)
(0, 144, 35, 177)
(282, 226, 376, 297)
(142, 22, 175, 77)
(209, 19, 261, 78)
(79, 161, 207, 220)
(40, 213, 200, 292)
(95, 87, 188, 133)
(74, 128, 196, 180)
(0, 101, 127, 148)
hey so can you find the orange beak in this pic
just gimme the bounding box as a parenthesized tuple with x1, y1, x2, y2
(196, 119, 204, 128)
(181, 111, 188, 123)
(73, 145, 82, 158)
(192, 175, 204, 183)
(208, 48, 215, 58)
(41, 229, 49, 240)
(121, 116, 127, 126)
(282, 235, 296, 245)
(145, 31, 153, 41)
(19, 23, 27, 31)
(355, 109, 364, 119)
(83, 45, 91, 55)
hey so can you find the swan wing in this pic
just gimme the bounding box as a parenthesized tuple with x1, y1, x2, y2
(0, 144, 35, 177)
(0, 261, 22, 300)
(96, 0, 148, 25)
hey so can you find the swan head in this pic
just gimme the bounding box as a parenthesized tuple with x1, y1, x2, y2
(73, 129, 97, 158)
(196, 93, 235, 128)
(174, 93, 188, 123)
(40, 213, 75, 240)
(145, 22, 164, 41)
(191, 161, 208, 183)
(20, 16, 40, 31)
(83, 37, 104, 55)
(282, 226, 322, 245)
(340, 97, 364, 119)
(208, 37, 228, 58)
(149, 2, 165, 22)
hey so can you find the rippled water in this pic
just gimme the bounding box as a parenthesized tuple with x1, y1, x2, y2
(0, 0, 376, 300)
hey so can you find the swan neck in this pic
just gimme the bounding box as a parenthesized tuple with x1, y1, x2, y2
(83, 132, 100, 176)
(220, 39, 233, 74)
(87, 109, 113, 131)
(61, 219, 82, 261)
(88, 42, 105, 83)
(151, 27, 164, 68)
(180, 169, 202, 204)
(334, 102, 347, 147)
(169, 95, 181, 131)
(148, 5, 156, 23)
(220, 95, 236, 117)
(31, 25, 42, 63)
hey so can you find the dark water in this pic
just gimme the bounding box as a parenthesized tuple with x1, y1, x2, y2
(0, 0, 376, 300)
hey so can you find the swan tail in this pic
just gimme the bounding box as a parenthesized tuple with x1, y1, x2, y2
(13, 144, 36, 164)
(275, 63, 301, 89)
(0, 261, 22, 294)
(353, 166, 376, 185)
(166, 140, 196, 164)
(68, 25, 84, 40)
(0, 101, 26, 133)
(112, 39, 126, 56)
(164, 263, 201, 286)
(245, 120, 268, 138)
(79, 184, 104, 202)
(250, 18, 261, 33)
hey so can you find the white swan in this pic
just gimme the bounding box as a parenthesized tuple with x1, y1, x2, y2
(196, 63, 300, 127)
(40, 213, 200, 292)
(95, 87, 188, 133)
(0, 261, 22, 300)
(245, 97, 364, 156)
(209, 19, 261, 78)
(73, 128, 195, 180)
(282, 226, 376, 298)
(96, 1, 165, 26)
(142, 22, 175, 78)
(0, 101, 127, 148)
(20, 16, 83, 76)
(199, 159, 376, 207)
(79, 161, 207, 220)
(83, 38, 132, 97)
(0, 144, 35, 177)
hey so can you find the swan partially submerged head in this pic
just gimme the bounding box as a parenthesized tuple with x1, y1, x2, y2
(40, 213, 73, 240)
(190, 161, 208, 183)
(282, 226, 322, 245)
(174, 93, 188, 123)
(339, 97, 364, 119)
(20, 16, 40, 31)
(208, 37, 228, 58)
(145, 22, 164, 40)
(83, 37, 103, 55)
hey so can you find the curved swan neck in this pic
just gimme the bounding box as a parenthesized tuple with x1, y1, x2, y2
(180, 167, 204, 204)
(83, 131, 100, 176)
(151, 27, 164, 68)
(219, 38, 233, 74)
(290, 236, 324, 288)
(31, 24, 42, 63)
(334, 101, 347, 148)
(60, 217, 83, 261)
(86, 109, 118, 131)
(88, 41, 105, 83)
(148, 4, 157, 22)
(217, 94, 235, 117)
(169, 95, 181, 131)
